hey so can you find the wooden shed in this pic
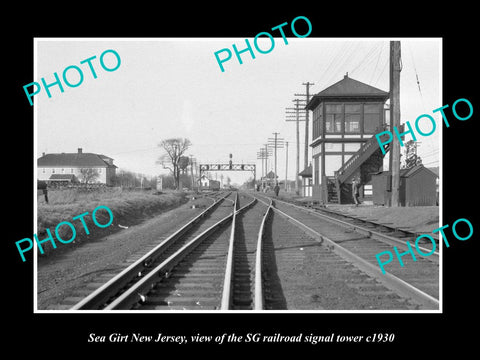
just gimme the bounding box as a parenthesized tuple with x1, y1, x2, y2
(371, 165, 438, 206)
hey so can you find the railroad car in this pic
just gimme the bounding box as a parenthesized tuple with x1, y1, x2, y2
(209, 180, 220, 191)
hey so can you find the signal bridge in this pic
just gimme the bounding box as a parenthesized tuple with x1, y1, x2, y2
(199, 163, 256, 187)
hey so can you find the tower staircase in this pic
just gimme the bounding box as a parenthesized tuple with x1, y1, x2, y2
(332, 128, 392, 204)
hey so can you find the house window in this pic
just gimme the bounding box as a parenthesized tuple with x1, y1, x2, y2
(325, 104, 343, 133)
(61, 168, 65, 173)
(364, 103, 381, 133)
(52, 168, 55, 173)
(345, 104, 361, 133)
(42, 168, 45, 173)
(312, 103, 323, 139)
(312, 108, 317, 139)
(71, 169, 74, 173)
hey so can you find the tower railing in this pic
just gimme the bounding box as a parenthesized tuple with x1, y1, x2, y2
(334, 126, 391, 185)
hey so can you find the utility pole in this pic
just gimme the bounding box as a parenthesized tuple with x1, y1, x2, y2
(294, 82, 315, 172)
(258, 146, 272, 189)
(264, 143, 271, 173)
(285, 141, 289, 191)
(190, 155, 194, 190)
(257, 148, 266, 178)
(390, 41, 401, 207)
(285, 99, 306, 195)
(268, 132, 284, 186)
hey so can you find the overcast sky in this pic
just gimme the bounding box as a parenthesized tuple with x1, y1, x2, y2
(35, 38, 441, 185)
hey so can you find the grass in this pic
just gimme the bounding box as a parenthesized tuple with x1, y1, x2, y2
(36, 188, 187, 255)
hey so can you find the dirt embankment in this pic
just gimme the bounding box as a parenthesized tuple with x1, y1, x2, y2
(36, 189, 188, 261)
(36, 191, 214, 309)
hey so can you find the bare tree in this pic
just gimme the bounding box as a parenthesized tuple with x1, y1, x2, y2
(79, 168, 100, 184)
(157, 138, 192, 190)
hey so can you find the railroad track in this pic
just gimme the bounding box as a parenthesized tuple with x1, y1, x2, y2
(255, 193, 439, 310)
(71, 191, 272, 310)
(70, 190, 439, 311)
(277, 195, 439, 243)
(70, 191, 235, 310)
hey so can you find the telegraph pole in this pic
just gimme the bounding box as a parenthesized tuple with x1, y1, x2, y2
(264, 144, 271, 173)
(285, 141, 289, 191)
(257, 148, 265, 178)
(190, 154, 194, 190)
(258, 145, 272, 189)
(285, 99, 306, 195)
(294, 82, 315, 171)
(390, 41, 401, 207)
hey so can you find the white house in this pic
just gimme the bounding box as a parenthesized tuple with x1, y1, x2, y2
(197, 174, 220, 190)
(37, 148, 117, 185)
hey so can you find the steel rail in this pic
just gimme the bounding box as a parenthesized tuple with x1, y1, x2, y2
(221, 194, 258, 309)
(260, 195, 439, 262)
(268, 201, 439, 310)
(220, 193, 238, 310)
(253, 197, 272, 310)
(70, 192, 232, 310)
(105, 197, 238, 310)
(315, 204, 440, 243)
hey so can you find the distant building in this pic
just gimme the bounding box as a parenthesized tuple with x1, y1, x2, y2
(198, 175, 220, 191)
(261, 170, 277, 190)
(299, 164, 312, 197)
(37, 148, 117, 185)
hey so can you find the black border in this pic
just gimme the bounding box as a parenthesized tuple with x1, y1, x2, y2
(6, 5, 478, 354)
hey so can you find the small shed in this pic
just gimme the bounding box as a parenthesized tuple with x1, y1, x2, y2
(371, 165, 438, 206)
(299, 164, 312, 197)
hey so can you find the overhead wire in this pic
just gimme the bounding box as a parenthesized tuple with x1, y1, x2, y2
(373, 55, 389, 87)
(322, 41, 362, 86)
(369, 42, 385, 85)
(407, 42, 427, 112)
(320, 42, 351, 84)
(349, 41, 384, 78)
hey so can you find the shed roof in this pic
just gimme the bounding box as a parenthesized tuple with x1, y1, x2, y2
(306, 74, 389, 110)
(372, 165, 438, 178)
(299, 165, 312, 177)
(38, 152, 117, 168)
(427, 166, 439, 177)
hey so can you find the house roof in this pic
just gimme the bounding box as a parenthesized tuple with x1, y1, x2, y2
(38, 152, 117, 168)
(306, 74, 389, 110)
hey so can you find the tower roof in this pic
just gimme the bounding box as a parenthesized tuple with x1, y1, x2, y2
(306, 74, 389, 110)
